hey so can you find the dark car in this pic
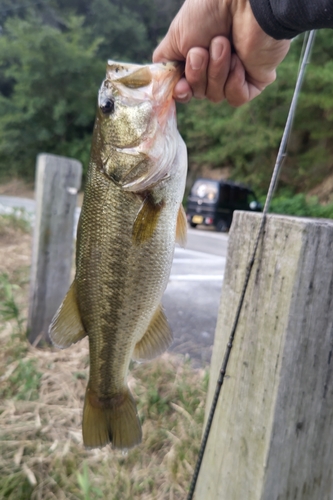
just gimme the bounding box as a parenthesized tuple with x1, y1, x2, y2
(186, 178, 262, 231)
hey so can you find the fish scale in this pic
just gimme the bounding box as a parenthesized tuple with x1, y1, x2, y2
(49, 60, 187, 450)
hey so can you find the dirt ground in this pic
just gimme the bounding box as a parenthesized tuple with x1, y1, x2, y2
(0, 178, 84, 206)
(309, 171, 333, 204)
(0, 179, 35, 199)
(0, 230, 31, 279)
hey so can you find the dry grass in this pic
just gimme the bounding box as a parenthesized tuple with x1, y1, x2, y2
(0, 213, 208, 500)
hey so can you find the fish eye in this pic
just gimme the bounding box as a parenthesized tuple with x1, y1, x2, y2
(100, 98, 115, 114)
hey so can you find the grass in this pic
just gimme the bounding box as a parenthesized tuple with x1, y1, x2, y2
(0, 273, 25, 334)
(0, 214, 208, 500)
(0, 208, 32, 236)
(0, 329, 207, 500)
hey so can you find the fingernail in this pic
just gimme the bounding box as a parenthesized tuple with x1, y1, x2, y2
(177, 93, 189, 100)
(189, 52, 204, 71)
(210, 41, 223, 61)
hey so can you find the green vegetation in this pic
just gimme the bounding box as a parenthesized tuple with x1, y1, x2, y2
(1, 358, 42, 401)
(0, 209, 32, 235)
(267, 192, 333, 219)
(0, 2, 333, 198)
(0, 0, 182, 180)
(0, 273, 25, 333)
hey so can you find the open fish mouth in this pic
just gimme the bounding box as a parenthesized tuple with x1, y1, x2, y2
(106, 60, 184, 91)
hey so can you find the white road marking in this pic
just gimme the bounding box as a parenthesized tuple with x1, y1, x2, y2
(173, 257, 225, 264)
(169, 274, 224, 281)
(174, 247, 226, 259)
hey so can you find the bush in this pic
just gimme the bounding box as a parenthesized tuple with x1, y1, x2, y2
(266, 192, 333, 219)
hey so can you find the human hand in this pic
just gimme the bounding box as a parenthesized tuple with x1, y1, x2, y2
(153, 0, 291, 106)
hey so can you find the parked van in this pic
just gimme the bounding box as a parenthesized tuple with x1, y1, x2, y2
(186, 178, 261, 231)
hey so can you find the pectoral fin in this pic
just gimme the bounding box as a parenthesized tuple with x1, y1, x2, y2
(132, 305, 173, 362)
(132, 194, 165, 245)
(176, 204, 187, 248)
(48, 281, 86, 349)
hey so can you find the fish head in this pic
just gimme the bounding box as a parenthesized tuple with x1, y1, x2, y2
(96, 61, 184, 191)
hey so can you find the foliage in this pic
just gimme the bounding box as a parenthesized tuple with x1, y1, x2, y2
(0, 2, 333, 197)
(266, 192, 333, 219)
(0, 15, 104, 179)
(0, 0, 182, 181)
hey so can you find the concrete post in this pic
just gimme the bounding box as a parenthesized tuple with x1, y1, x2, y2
(27, 153, 82, 344)
(195, 211, 333, 500)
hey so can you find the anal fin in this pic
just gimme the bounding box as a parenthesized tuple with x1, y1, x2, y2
(48, 281, 86, 349)
(133, 305, 173, 362)
(176, 204, 187, 248)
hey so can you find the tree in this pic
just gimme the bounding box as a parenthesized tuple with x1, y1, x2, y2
(0, 0, 184, 180)
(1, 2, 332, 195)
(0, 16, 104, 178)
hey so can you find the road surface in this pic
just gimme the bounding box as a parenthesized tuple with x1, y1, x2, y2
(0, 195, 228, 366)
(164, 243, 226, 367)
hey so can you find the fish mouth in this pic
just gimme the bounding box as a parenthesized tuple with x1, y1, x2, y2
(100, 60, 183, 192)
(151, 61, 184, 99)
(106, 60, 184, 96)
(106, 60, 184, 77)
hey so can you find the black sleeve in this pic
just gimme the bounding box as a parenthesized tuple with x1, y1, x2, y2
(249, 0, 333, 39)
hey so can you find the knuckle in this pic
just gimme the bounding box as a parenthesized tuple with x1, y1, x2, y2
(227, 96, 246, 107)
(210, 95, 224, 104)
(207, 85, 225, 104)
(192, 90, 206, 100)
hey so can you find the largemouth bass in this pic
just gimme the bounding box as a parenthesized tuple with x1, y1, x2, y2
(49, 61, 187, 450)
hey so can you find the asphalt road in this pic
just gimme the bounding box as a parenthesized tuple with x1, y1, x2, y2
(164, 242, 226, 367)
(0, 195, 228, 366)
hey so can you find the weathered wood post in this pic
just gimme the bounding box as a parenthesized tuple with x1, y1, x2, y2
(27, 153, 82, 344)
(195, 211, 333, 500)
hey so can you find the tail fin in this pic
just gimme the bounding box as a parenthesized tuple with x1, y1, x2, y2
(82, 385, 142, 450)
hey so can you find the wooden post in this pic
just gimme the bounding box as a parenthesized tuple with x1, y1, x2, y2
(27, 153, 82, 344)
(195, 211, 333, 500)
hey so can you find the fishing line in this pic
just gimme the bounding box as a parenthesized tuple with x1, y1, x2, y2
(187, 29, 317, 500)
